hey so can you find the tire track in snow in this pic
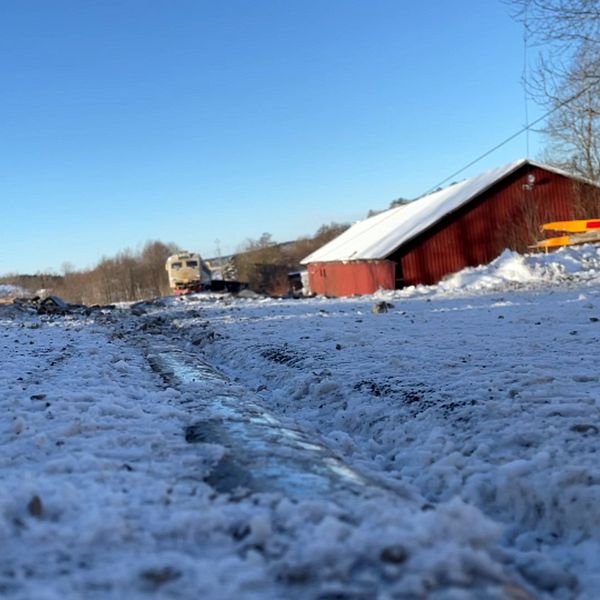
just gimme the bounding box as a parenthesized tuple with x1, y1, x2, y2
(147, 345, 385, 501)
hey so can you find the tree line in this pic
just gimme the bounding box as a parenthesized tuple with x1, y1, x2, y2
(0, 223, 351, 304)
(0, 241, 178, 305)
(231, 223, 349, 295)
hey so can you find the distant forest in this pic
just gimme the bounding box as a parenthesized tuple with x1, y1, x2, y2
(0, 223, 350, 304)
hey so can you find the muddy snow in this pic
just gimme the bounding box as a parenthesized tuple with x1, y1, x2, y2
(2, 245, 600, 599)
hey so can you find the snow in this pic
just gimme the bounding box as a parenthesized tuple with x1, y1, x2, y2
(400, 245, 600, 297)
(0, 284, 24, 300)
(2, 244, 600, 598)
(300, 159, 583, 264)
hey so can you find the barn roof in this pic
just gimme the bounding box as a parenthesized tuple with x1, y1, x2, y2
(301, 159, 577, 264)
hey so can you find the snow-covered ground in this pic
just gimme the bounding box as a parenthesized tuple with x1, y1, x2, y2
(2, 245, 600, 599)
(0, 284, 24, 301)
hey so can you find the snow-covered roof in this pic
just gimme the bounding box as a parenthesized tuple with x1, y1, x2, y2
(301, 159, 576, 264)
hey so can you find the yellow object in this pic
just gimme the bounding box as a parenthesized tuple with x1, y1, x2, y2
(532, 230, 600, 249)
(541, 219, 600, 233)
(532, 235, 574, 249)
(532, 219, 600, 250)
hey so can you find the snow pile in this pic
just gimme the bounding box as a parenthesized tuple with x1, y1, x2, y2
(394, 245, 600, 298)
(439, 250, 562, 291)
(0, 284, 24, 299)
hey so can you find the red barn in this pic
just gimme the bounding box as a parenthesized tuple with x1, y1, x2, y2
(301, 159, 600, 296)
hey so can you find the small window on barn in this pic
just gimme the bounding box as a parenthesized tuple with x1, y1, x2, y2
(186, 260, 199, 268)
(171, 262, 183, 270)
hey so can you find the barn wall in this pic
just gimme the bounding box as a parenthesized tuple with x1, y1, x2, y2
(391, 165, 588, 287)
(307, 261, 395, 296)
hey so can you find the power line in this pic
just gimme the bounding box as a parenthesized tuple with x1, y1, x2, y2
(336, 77, 600, 254)
(324, 75, 600, 255)
(421, 77, 600, 197)
(523, 0, 530, 158)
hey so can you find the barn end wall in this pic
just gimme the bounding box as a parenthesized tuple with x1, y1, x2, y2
(307, 261, 395, 297)
(390, 165, 591, 287)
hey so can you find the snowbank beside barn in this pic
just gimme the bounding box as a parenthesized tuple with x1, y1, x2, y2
(397, 244, 600, 296)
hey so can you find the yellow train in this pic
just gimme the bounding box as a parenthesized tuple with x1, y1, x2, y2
(165, 252, 210, 294)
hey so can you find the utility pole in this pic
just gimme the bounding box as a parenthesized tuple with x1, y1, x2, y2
(215, 239, 223, 280)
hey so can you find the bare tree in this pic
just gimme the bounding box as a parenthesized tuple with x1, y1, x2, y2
(513, 0, 600, 46)
(232, 233, 279, 290)
(139, 240, 179, 297)
(0, 239, 181, 304)
(510, 0, 600, 180)
(542, 55, 600, 179)
(231, 224, 351, 294)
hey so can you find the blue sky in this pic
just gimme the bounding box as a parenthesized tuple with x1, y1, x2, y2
(0, 0, 543, 274)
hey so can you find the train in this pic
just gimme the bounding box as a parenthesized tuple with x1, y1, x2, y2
(165, 252, 210, 294)
(165, 251, 247, 295)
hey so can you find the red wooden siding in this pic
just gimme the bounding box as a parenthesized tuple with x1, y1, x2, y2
(307, 261, 395, 296)
(389, 165, 586, 287)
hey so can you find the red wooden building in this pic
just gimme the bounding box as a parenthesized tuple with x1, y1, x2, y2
(301, 159, 599, 296)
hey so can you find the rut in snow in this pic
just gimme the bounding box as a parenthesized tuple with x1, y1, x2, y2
(147, 345, 402, 502)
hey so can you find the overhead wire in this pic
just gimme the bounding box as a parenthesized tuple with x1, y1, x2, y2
(523, 0, 530, 158)
(421, 77, 600, 197)
(316, 72, 600, 257)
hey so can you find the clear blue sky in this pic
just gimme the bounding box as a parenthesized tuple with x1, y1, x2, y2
(0, 0, 544, 274)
